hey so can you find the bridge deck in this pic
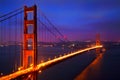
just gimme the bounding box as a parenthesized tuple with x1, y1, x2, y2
(0, 45, 103, 80)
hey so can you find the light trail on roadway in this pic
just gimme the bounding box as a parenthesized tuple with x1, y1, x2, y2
(0, 45, 103, 80)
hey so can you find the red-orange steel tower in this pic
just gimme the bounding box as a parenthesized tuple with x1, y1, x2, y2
(96, 33, 101, 54)
(96, 33, 100, 46)
(23, 5, 37, 69)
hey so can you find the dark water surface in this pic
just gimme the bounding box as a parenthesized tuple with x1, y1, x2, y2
(0, 43, 120, 80)
(38, 44, 120, 80)
(75, 44, 120, 80)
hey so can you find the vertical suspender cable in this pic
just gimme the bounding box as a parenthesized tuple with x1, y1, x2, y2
(5, 21, 7, 55)
(0, 22, 1, 56)
(0, 22, 2, 56)
(20, 13, 22, 67)
(15, 15, 17, 71)
(2, 22, 5, 55)
(1, 22, 3, 55)
(41, 18, 43, 42)
(9, 17, 11, 71)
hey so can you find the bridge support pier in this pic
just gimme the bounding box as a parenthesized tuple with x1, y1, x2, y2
(27, 72, 37, 80)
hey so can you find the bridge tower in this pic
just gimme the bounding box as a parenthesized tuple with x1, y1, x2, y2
(96, 33, 101, 54)
(22, 5, 37, 80)
(23, 5, 37, 69)
(96, 33, 101, 46)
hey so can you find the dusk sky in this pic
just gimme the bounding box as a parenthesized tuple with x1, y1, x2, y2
(0, 0, 120, 41)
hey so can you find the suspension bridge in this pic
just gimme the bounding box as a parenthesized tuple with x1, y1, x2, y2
(0, 4, 103, 80)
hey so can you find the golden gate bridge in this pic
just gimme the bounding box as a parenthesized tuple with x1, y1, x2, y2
(0, 4, 103, 80)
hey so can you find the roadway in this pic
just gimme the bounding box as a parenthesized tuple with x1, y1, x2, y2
(0, 45, 103, 80)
